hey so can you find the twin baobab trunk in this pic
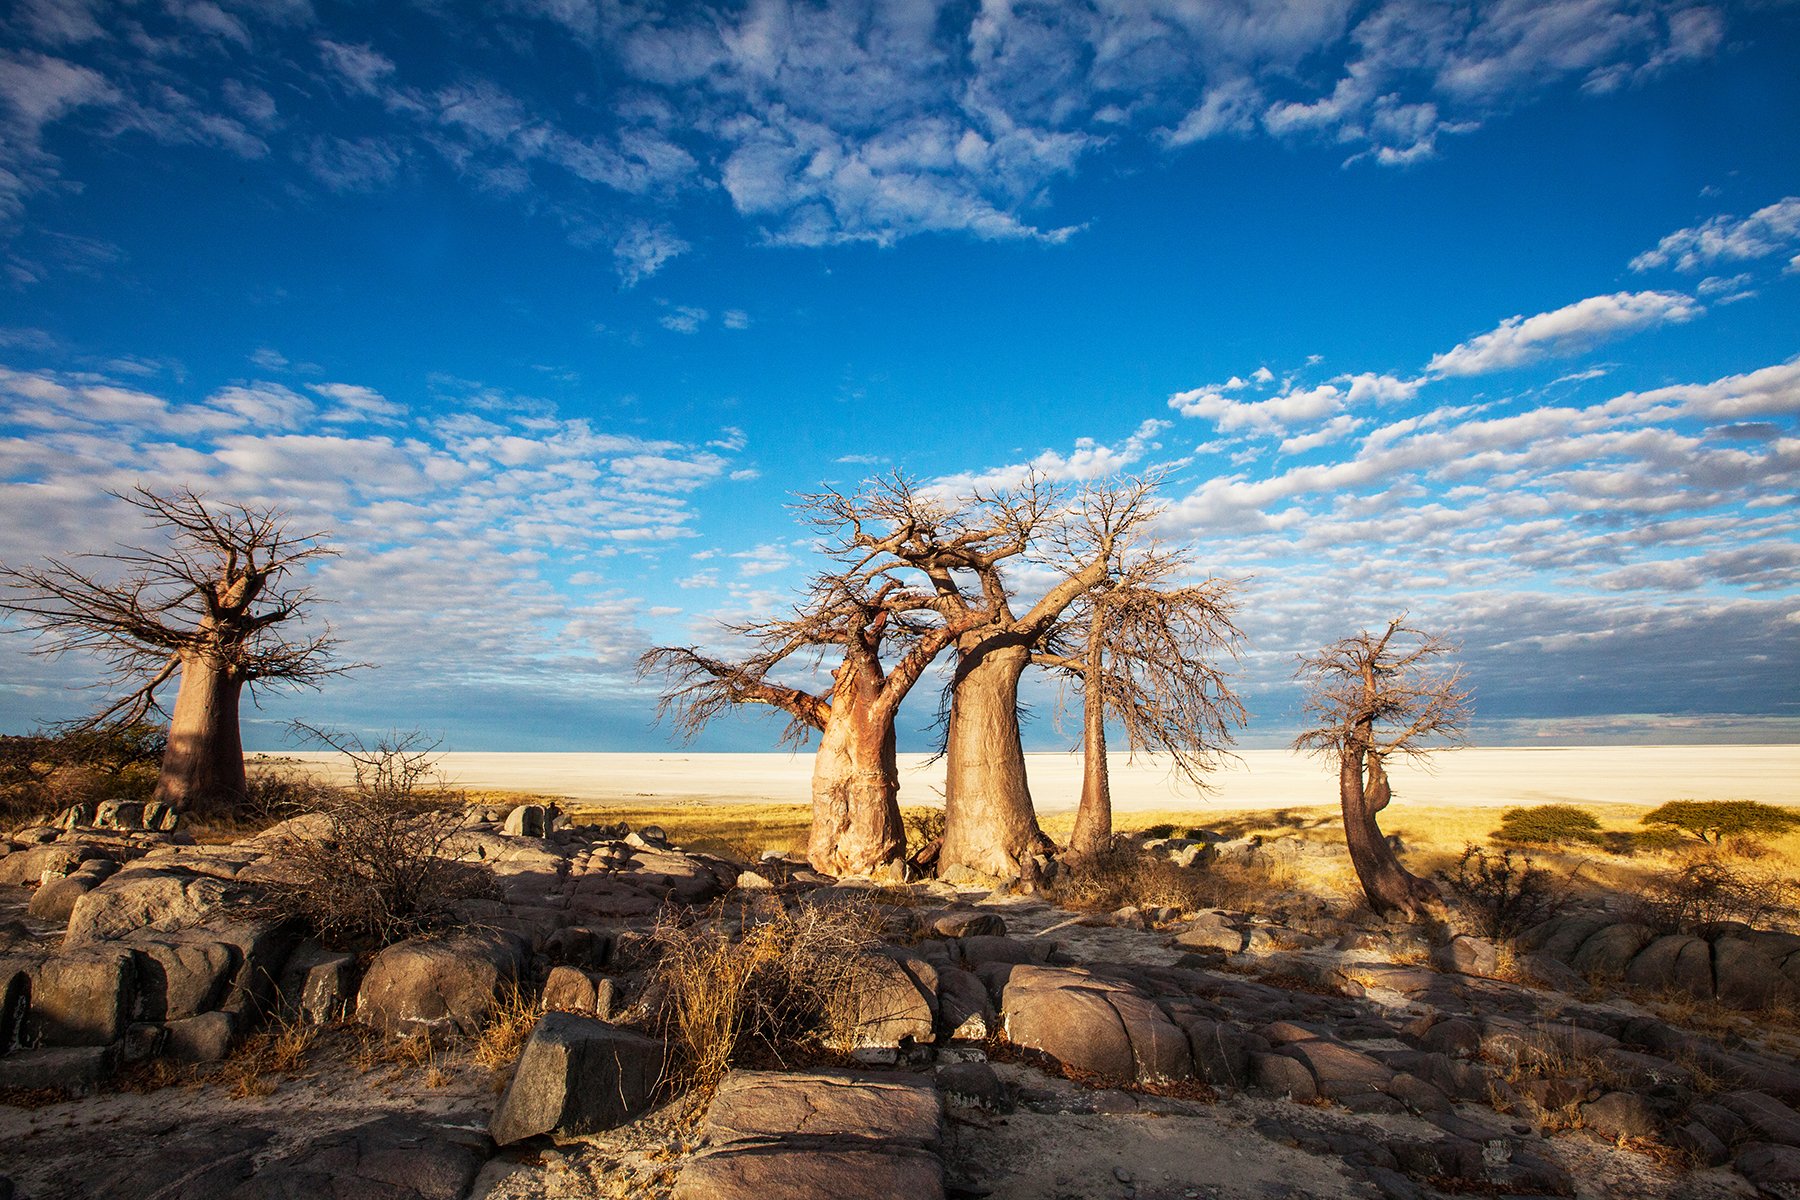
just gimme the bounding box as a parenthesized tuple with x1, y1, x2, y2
(151, 652, 248, 812)
(940, 635, 1050, 879)
(807, 660, 905, 877)
(1339, 746, 1437, 918)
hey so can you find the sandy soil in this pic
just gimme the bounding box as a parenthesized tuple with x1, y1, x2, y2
(273, 746, 1800, 814)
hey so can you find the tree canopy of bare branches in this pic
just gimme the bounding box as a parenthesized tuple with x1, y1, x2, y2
(1294, 616, 1472, 917)
(0, 487, 350, 812)
(641, 571, 969, 876)
(809, 471, 1178, 879)
(1037, 533, 1246, 857)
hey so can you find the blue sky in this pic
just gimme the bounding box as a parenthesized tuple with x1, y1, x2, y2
(0, 0, 1796, 752)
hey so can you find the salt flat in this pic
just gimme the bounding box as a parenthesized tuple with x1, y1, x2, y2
(276, 745, 1799, 813)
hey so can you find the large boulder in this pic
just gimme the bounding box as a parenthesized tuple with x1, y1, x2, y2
(1569, 923, 1658, 978)
(27, 948, 136, 1046)
(934, 966, 995, 1041)
(277, 942, 359, 1025)
(843, 955, 935, 1051)
(489, 1012, 667, 1145)
(1276, 1037, 1395, 1100)
(1714, 937, 1790, 1009)
(999, 965, 1191, 1084)
(131, 938, 236, 1021)
(64, 868, 234, 944)
(356, 929, 526, 1036)
(673, 1070, 943, 1200)
(1624, 934, 1713, 1000)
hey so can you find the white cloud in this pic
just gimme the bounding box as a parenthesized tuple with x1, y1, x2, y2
(721, 309, 751, 330)
(1631, 197, 1800, 272)
(1426, 291, 1701, 377)
(658, 305, 707, 334)
(612, 222, 688, 287)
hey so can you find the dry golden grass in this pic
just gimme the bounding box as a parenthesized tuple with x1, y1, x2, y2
(563, 801, 813, 861)
(472, 984, 545, 1077)
(651, 900, 883, 1090)
(221, 1017, 317, 1098)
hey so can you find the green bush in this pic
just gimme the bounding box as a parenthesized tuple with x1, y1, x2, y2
(1641, 800, 1800, 847)
(1494, 804, 1605, 847)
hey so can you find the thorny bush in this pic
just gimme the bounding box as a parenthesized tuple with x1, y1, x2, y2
(1630, 859, 1800, 935)
(256, 727, 495, 948)
(1441, 845, 1566, 939)
(650, 898, 885, 1090)
(1050, 844, 1215, 914)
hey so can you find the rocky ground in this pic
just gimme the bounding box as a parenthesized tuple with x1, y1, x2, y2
(2, 798, 1800, 1199)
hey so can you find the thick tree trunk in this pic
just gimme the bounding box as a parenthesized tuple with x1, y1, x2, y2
(1339, 749, 1436, 918)
(152, 654, 246, 813)
(1067, 651, 1111, 859)
(940, 635, 1048, 878)
(807, 665, 905, 877)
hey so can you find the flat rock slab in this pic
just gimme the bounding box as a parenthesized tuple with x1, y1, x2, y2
(227, 1114, 493, 1200)
(673, 1069, 944, 1200)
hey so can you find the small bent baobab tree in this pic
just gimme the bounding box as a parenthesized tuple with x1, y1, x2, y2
(0, 487, 348, 813)
(1293, 616, 1471, 918)
(641, 574, 966, 877)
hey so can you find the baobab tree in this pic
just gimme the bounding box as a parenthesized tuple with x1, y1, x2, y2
(1036, 528, 1246, 859)
(0, 488, 347, 812)
(1293, 617, 1472, 918)
(641, 574, 967, 877)
(816, 473, 1172, 879)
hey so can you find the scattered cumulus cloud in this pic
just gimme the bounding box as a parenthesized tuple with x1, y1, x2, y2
(1631, 196, 1800, 272)
(1426, 291, 1701, 377)
(0, 0, 1744, 279)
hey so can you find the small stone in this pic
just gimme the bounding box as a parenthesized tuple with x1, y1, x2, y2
(1113, 1166, 1133, 1183)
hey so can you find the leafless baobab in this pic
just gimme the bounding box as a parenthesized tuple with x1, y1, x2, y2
(1293, 616, 1471, 917)
(0, 488, 348, 812)
(641, 574, 968, 877)
(817, 473, 1174, 879)
(1036, 499, 1246, 859)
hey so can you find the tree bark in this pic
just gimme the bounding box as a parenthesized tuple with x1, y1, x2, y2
(152, 652, 247, 813)
(1338, 748, 1436, 917)
(1067, 624, 1111, 859)
(940, 634, 1049, 878)
(807, 661, 904, 877)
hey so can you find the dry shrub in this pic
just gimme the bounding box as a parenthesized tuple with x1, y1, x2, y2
(0, 722, 164, 826)
(1051, 845, 1214, 913)
(903, 805, 946, 860)
(222, 1017, 316, 1098)
(256, 728, 496, 948)
(650, 899, 883, 1089)
(1440, 845, 1567, 939)
(473, 984, 544, 1076)
(1630, 859, 1800, 934)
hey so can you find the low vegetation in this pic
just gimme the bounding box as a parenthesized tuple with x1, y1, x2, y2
(257, 728, 496, 947)
(0, 721, 165, 825)
(1440, 846, 1567, 939)
(1493, 804, 1606, 847)
(650, 899, 884, 1089)
(1630, 859, 1800, 934)
(1641, 799, 1800, 847)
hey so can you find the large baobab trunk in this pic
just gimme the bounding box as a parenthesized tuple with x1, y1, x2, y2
(151, 653, 247, 812)
(807, 665, 905, 877)
(940, 635, 1049, 878)
(1339, 749, 1436, 917)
